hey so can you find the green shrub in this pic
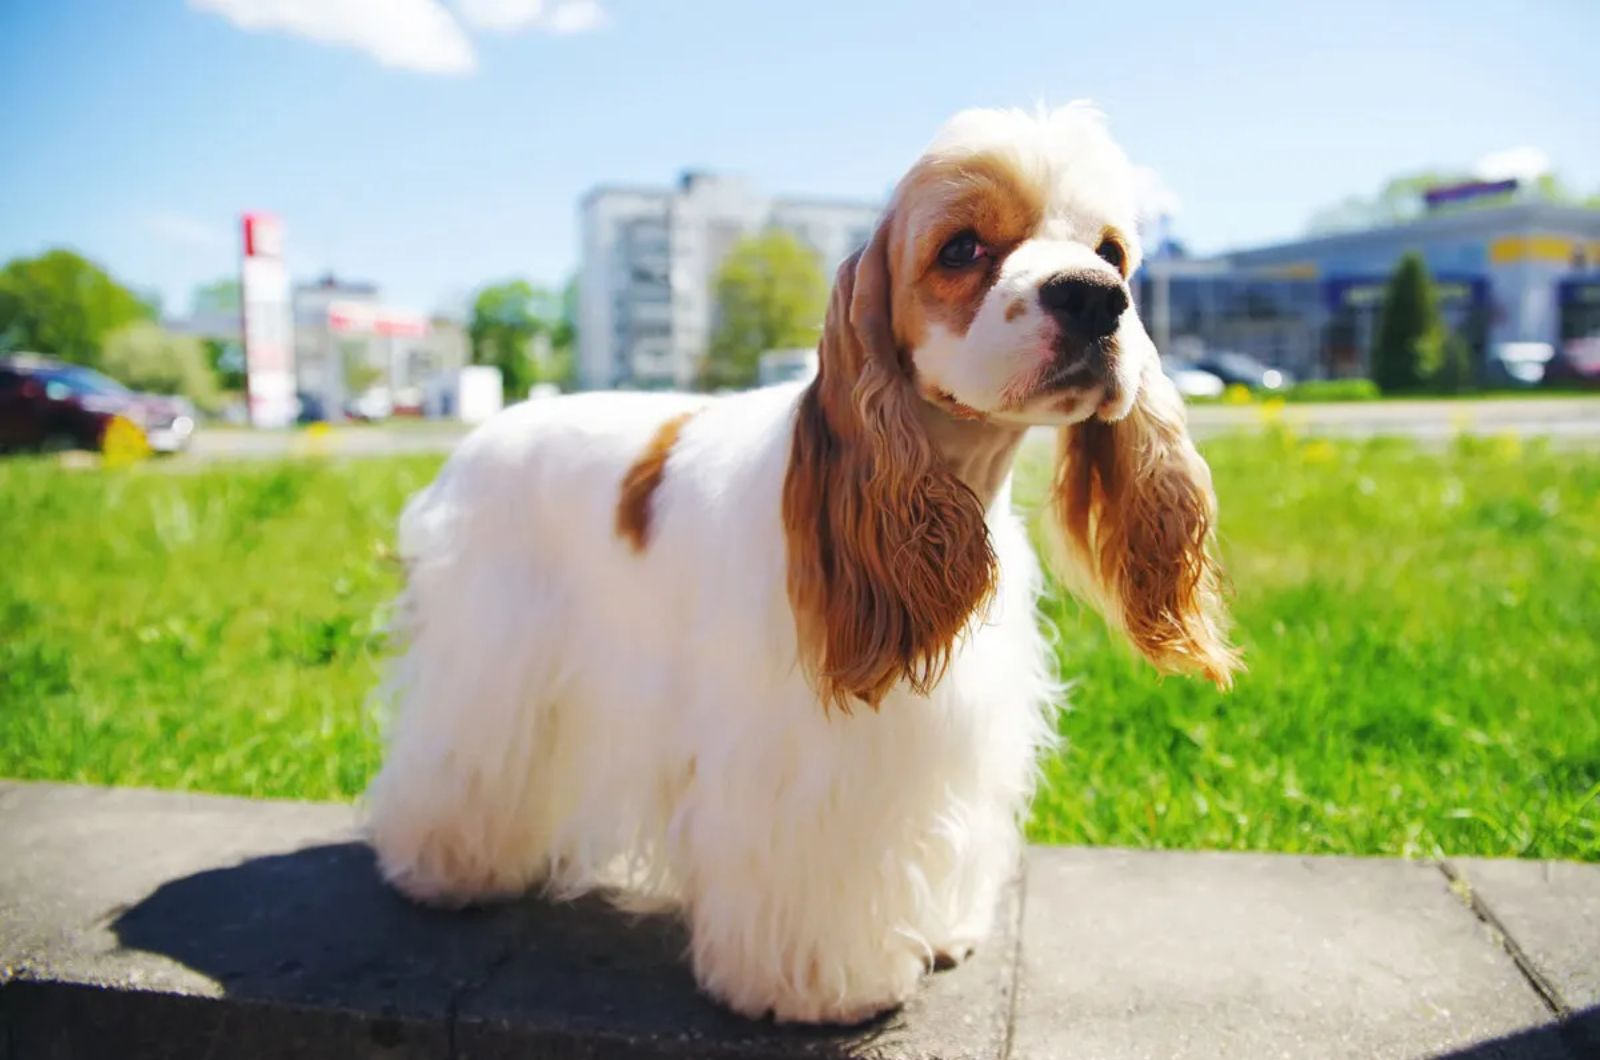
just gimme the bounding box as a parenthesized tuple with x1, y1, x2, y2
(1283, 378, 1381, 403)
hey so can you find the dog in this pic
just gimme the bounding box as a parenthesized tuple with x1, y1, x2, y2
(366, 103, 1238, 1024)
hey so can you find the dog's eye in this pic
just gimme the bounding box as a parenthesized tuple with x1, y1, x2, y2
(1096, 237, 1127, 275)
(937, 231, 984, 268)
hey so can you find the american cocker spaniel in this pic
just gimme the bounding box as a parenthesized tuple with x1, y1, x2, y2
(366, 103, 1239, 1024)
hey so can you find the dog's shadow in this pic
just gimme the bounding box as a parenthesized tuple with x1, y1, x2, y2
(110, 841, 933, 1056)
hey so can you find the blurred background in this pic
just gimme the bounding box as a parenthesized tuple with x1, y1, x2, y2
(0, 1, 1596, 860)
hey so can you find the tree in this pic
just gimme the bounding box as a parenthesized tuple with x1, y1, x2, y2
(1372, 253, 1456, 393)
(468, 278, 576, 397)
(100, 321, 221, 410)
(0, 249, 151, 367)
(469, 280, 538, 397)
(706, 231, 827, 389)
(1371, 254, 1440, 393)
(1372, 255, 1483, 394)
(1307, 169, 1594, 236)
(467, 278, 579, 398)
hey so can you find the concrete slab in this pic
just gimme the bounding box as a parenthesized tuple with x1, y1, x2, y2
(6, 780, 1594, 1059)
(454, 877, 1021, 1060)
(0, 781, 1021, 1059)
(1010, 847, 1564, 1060)
(1449, 858, 1600, 1012)
(0, 780, 506, 1058)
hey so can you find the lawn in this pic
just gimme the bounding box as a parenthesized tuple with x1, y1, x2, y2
(2, 431, 1597, 860)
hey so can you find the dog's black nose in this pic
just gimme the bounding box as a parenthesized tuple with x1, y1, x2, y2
(1039, 273, 1129, 341)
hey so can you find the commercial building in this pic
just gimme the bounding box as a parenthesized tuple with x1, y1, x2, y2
(1140, 202, 1600, 380)
(292, 274, 467, 418)
(578, 172, 880, 389)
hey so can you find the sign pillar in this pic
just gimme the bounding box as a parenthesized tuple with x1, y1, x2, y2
(240, 213, 296, 428)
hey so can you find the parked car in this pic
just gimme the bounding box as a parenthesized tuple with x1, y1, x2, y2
(295, 390, 329, 424)
(1546, 337, 1600, 384)
(345, 386, 394, 422)
(1192, 351, 1292, 391)
(1161, 358, 1226, 399)
(0, 355, 196, 454)
(1486, 342, 1554, 386)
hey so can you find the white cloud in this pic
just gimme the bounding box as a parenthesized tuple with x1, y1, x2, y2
(1473, 146, 1552, 185)
(454, 0, 609, 34)
(142, 211, 230, 253)
(544, 0, 609, 34)
(454, 0, 543, 30)
(190, 0, 477, 75)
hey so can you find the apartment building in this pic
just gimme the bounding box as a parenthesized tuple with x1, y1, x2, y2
(578, 171, 880, 390)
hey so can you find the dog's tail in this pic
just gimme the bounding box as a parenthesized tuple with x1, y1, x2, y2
(364, 428, 574, 906)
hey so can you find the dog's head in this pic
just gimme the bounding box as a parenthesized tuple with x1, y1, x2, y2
(882, 103, 1150, 427)
(784, 104, 1240, 710)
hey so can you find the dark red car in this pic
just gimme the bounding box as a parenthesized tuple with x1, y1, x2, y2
(0, 355, 196, 454)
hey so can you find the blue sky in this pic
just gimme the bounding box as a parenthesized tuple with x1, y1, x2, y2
(2, 0, 1597, 317)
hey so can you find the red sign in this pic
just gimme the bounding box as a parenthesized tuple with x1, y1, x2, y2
(326, 301, 428, 338)
(243, 212, 284, 259)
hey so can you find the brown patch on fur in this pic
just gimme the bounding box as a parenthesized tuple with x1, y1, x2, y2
(1004, 298, 1028, 323)
(1047, 366, 1241, 688)
(890, 153, 1046, 346)
(616, 411, 697, 552)
(783, 217, 997, 712)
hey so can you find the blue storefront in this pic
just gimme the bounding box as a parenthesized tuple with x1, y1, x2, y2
(1138, 203, 1600, 380)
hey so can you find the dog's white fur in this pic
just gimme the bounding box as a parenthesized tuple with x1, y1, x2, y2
(367, 383, 1053, 1022)
(367, 104, 1232, 1024)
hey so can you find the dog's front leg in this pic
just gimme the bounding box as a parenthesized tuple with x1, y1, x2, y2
(681, 845, 928, 1024)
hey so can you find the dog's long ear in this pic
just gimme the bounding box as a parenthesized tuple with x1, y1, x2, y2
(782, 216, 996, 711)
(1045, 324, 1241, 687)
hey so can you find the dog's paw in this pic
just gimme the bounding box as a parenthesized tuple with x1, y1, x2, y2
(703, 949, 922, 1026)
(928, 941, 972, 973)
(930, 941, 976, 972)
(370, 826, 538, 909)
(766, 990, 907, 1026)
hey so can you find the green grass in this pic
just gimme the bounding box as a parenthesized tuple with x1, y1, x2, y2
(3, 434, 1597, 860)
(1019, 431, 1600, 860)
(0, 456, 440, 798)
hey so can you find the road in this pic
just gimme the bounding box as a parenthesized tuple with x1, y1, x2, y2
(188, 423, 471, 461)
(185, 397, 1600, 461)
(1186, 396, 1600, 443)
